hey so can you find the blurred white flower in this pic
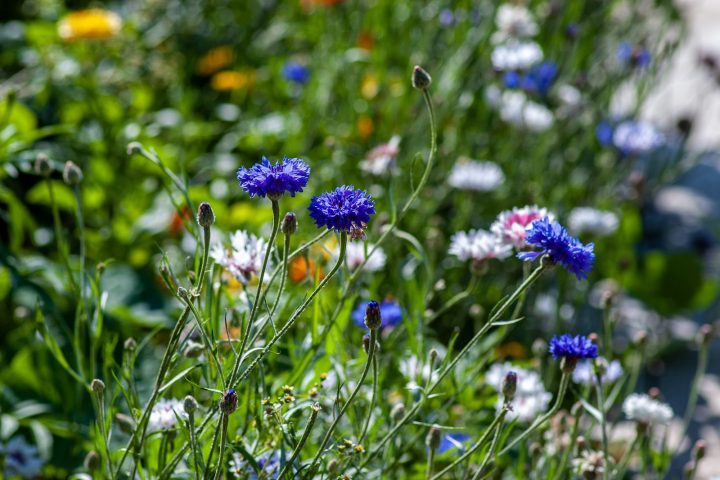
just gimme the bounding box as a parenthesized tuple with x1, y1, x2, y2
(341, 242, 387, 272)
(568, 207, 619, 237)
(487, 362, 551, 422)
(360, 135, 401, 175)
(449, 229, 513, 262)
(612, 120, 665, 155)
(498, 91, 554, 131)
(492, 4, 538, 43)
(211, 230, 271, 284)
(572, 358, 624, 385)
(148, 398, 187, 432)
(448, 159, 505, 191)
(623, 393, 673, 424)
(491, 205, 554, 248)
(399, 355, 439, 390)
(1, 436, 44, 478)
(491, 41, 543, 71)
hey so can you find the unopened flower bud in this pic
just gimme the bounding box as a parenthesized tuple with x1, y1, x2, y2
(282, 212, 298, 236)
(391, 403, 405, 422)
(115, 413, 135, 434)
(693, 439, 706, 461)
(412, 65, 432, 90)
(575, 436, 587, 451)
(124, 337, 137, 352)
(426, 425, 442, 450)
(34, 153, 52, 177)
(177, 286, 189, 300)
(587, 332, 599, 344)
(529, 442, 542, 459)
(197, 202, 215, 228)
(90, 378, 105, 394)
(183, 341, 204, 358)
(327, 459, 339, 474)
(84, 450, 101, 471)
(63, 161, 83, 186)
(593, 357, 608, 377)
(502, 371, 517, 402)
(127, 142, 142, 155)
(362, 334, 371, 354)
(364, 300, 382, 330)
(648, 387, 661, 400)
(184, 395, 199, 414)
(220, 388, 238, 414)
(429, 348, 438, 363)
(698, 324, 713, 346)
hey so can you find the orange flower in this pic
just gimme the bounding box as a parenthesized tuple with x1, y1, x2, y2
(357, 32, 374, 51)
(301, 0, 344, 7)
(58, 9, 122, 42)
(289, 257, 324, 283)
(197, 46, 235, 76)
(210, 70, 257, 92)
(357, 115, 374, 139)
(168, 207, 191, 236)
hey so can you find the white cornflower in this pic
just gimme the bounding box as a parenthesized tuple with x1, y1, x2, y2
(491, 205, 554, 249)
(568, 207, 619, 237)
(491, 41, 543, 71)
(147, 398, 186, 432)
(498, 90, 554, 132)
(211, 230, 271, 284)
(342, 242, 387, 272)
(486, 362, 551, 422)
(448, 159, 505, 192)
(612, 120, 665, 155)
(572, 358, 624, 385)
(492, 4, 539, 43)
(449, 230, 513, 263)
(1, 436, 44, 479)
(622, 393, 673, 425)
(360, 135, 401, 175)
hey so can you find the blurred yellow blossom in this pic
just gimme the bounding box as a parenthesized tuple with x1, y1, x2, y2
(197, 46, 235, 76)
(361, 73, 379, 100)
(58, 9, 122, 42)
(357, 115, 374, 139)
(211, 70, 257, 92)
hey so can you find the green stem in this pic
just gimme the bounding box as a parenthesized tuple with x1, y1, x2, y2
(425, 447, 436, 480)
(212, 414, 229, 480)
(204, 412, 224, 480)
(359, 355, 379, 443)
(596, 375, 610, 480)
(47, 179, 77, 292)
(307, 327, 377, 475)
(552, 404, 582, 480)
(427, 278, 477, 324)
(188, 412, 201, 480)
(278, 404, 321, 479)
(473, 411, 508, 480)
(184, 297, 225, 386)
(677, 342, 709, 455)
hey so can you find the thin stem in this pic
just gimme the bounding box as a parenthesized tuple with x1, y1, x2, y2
(359, 355, 378, 443)
(613, 432, 640, 479)
(307, 327, 377, 475)
(212, 414, 229, 480)
(425, 447, 436, 480)
(204, 413, 224, 480)
(184, 298, 225, 387)
(473, 410, 508, 480)
(228, 199, 280, 386)
(278, 404, 321, 479)
(47, 179, 77, 292)
(595, 375, 610, 480)
(188, 412, 201, 480)
(552, 404, 582, 480)
(427, 278, 477, 324)
(677, 342, 709, 454)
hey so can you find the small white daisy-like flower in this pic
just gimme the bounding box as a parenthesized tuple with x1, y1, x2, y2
(486, 362, 551, 422)
(491, 41, 543, 71)
(449, 230, 513, 263)
(360, 135, 401, 175)
(572, 358, 624, 385)
(568, 207, 619, 237)
(1, 436, 45, 478)
(341, 242, 387, 272)
(622, 393, 673, 425)
(491, 205, 554, 249)
(492, 4, 539, 43)
(612, 120, 665, 155)
(498, 90, 554, 132)
(211, 230, 271, 284)
(448, 159, 505, 192)
(147, 398, 187, 432)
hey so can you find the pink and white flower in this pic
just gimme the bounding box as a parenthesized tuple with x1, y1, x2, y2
(360, 135, 401, 175)
(491, 205, 554, 249)
(449, 229, 512, 262)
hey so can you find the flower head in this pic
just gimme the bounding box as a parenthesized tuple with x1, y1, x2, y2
(517, 217, 595, 279)
(58, 9, 122, 41)
(1, 436, 44, 478)
(567, 207, 619, 237)
(491, 205, 554, 249)
(352, 300, 402, 330)
(449, 229, 512, 263)
(236, 156, 310, 199)
(548, 334, 598, 360)
(572, 358, 623, 385)
(308, 185, 375, 237)
(617, 42, 651, 68)
(491, 41, 543, 71)
(342, 241, 386, 272)
(497, 90, 554, 131)
(448, 159, 505, 192)
(492, 4, 538, 43)
(148, 398, 186, 432)
(211, 70, 256, 92)
(211, 231, 271, 284)
(612, 120, 664, 156)
(360, 136, 401, 175)
(282, 62, 310, 84)
(623, 393, 673, 425)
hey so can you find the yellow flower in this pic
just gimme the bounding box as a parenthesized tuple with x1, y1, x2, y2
(58, 9, 122, 42)
(197, 46, 235, 76)
(210, 70, 257, 92)
(361, 73, 379, 100)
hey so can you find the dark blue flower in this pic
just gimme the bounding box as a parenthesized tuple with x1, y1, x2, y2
(517, 217, 595, 280)
(282, 62, 310, 85)
(504, 71, 522, 89)
(236, 156, 310, 199)
(596, 121, 614, 146)
(351, 300, 402, 330)
(521, 62, 557, 96)
(438, 433, 471, 454)
(617, 42, 651, 68)
(548, 334, 598, 360)
(308, 185, 375, 235)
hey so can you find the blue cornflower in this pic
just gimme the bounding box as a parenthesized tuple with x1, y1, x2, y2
(517, 217, 595, 280)
(504, 71, 522, 89)
(352, 300, 402, 330)
(236, 156, 310, 199)
(548, 334, 598, 360)
(438, 433, 471, 454)
(596, 121, 614, 146)
(617, 42, 651, 68)
(521, 62, 557, 96)
(308, 185, 375, 237)
(282, 62, 310, 85)
(229, 450, 280, 480)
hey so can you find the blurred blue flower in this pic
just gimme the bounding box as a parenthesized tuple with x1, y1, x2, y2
(283, 62, 310, 84)
(230, 450, 280, 479)
(504, 71, 522, 89)
(521, 62, 557, 96)
(565, 23, 580, 39)
(617, 42, 651, 68)
(439, 8, 455, 26)
(0, 436, 44, 478)
(549, 334, 598, 360)
(612, 120, 665, 156)
(236, 156, 310, 199)
(517, 217, 595, 280)
(595, 121, 614, 146)
(352, 300, 402, 330)
(308, 185, 376, 236)
(438, 432, 471, 454)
